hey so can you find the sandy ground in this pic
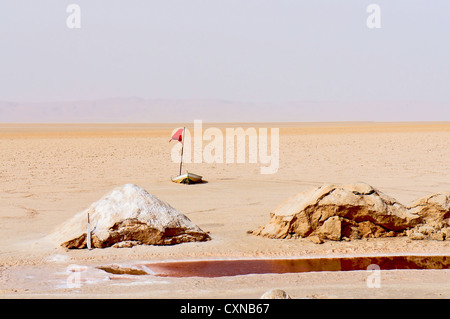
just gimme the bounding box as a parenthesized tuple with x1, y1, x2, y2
(0, 122, 449, 298)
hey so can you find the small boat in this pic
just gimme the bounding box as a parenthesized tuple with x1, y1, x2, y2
(171, 172, 203, 184)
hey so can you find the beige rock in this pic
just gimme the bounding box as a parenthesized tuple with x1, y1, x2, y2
(48, 184, 210, 248)
(317, 216, 341, 241)
(442, 227, 450, 240)
(260, 289, 291, 299)
(407, 231, 427, 240)
(430, 232, 445, 241)
(405, 193, 450, 241)
(408, 192, 450, 223)
(359, 221, 388, 238)
(112, 240, 141, 248)
(308, 235, 324, 244)
(253, 183, 420, 241)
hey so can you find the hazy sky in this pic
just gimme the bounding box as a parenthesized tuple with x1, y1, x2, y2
(0, 1, 449, 120)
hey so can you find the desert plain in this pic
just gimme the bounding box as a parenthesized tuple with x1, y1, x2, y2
(0, 122, 449, 298)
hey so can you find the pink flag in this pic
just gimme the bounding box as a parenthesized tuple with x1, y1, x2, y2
(169, 128, 184, 143)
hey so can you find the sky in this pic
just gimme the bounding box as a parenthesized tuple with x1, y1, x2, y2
(0, 1, 449, 121)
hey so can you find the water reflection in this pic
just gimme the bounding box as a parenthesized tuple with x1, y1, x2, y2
(141, 255, 449, 278)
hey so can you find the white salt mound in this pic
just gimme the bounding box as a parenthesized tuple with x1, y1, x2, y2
(48, 184, 210, 248)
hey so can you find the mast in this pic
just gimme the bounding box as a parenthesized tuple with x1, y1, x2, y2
(179, 127, 186, 175)
(87, 212, 92, 250)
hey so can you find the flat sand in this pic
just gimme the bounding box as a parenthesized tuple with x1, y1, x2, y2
(0, 122, 449, 298)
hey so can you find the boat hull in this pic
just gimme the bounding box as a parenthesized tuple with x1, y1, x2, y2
(171, 172, 203, 184)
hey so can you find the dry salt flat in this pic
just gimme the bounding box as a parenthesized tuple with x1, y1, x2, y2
(0, 122, 449, 298)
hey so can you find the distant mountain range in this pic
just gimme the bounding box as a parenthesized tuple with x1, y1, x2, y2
(0, 98, 448, 122)
(0, 98, 271, 123)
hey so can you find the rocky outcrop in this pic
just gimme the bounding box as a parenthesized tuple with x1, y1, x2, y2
(406, 193, 450, 241)
(252, 183, 422, 242)
(48, 184, 210, 248)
